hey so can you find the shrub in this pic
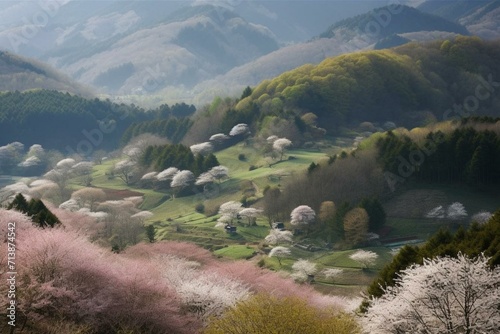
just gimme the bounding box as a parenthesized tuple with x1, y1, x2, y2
(238, 153, 246, 161)
(204, 294, 360, 334)
(195, 203, 205, 213)
(248, 165, 258, 171)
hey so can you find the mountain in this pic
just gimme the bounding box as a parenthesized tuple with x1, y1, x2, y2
(231, 37, 500, 135)
(46, 4, 279, 94)
(0, 0, 400, 99)
(188, 5, 471, 103)
(418, 0, 500, 39)
(0, 50, 92, 96)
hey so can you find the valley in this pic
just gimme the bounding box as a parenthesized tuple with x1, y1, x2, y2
(0, 1, 499, 333)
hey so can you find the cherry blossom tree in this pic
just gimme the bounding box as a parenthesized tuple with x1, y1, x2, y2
(229, 123, 249, 136)
(217, 201, 243, 225)
(209, 133, 229, 143)
(265, 229, 293, 245)
(156, 167, 179, 182)
(238, 207, 262, 226)
(190, 142, 213, 156)
(447, 202, 468, 219)
(290, 205, 315, 232)
(349, 250, 378, 269)
(273, 138, 292, 161)
(268, 246, 291, 266)
(71, 187, 106, 211)
(364, 254, 500, 334)
(114, 159, 136, 185)
(471, 211, 493, 224)
(291, 259, 318, 283)
(425, 205, 445, 218)
(170, 170, 195, 197)
(195, 165, 229, 190)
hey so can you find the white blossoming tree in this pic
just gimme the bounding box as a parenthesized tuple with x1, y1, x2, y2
(190, 142, 213, 156)
(272, 138, 292, 161)
(268, 246, 291, 266)
(447, 202, 468, 219)
(217, 201, 242, 226)
(170, 170, 194, 198)
(364, 254, 500, 334)
(114, 159, 136, 185)
(291, 259, 318, 283)
(265, 229, 293, 245)
(349, 250, 378, 269)
(229, 123, 249, 136)
(290, 205, 315, 233)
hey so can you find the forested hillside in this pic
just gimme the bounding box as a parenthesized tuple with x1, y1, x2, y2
(233, 37, 500, 136)
(0, 51, 91, 95)
(0, 90, 194, 152)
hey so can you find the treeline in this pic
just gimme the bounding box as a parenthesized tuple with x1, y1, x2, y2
(365, 209, 500, 305)
(377, 122, 500, 185)
(0, 90, 196, 153)
(0, 90, 150, 151)
(140, 144, 219, 176)
(122, 118, 192, 145)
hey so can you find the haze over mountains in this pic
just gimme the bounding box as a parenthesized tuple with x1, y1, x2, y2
(0, 0, 499, 104)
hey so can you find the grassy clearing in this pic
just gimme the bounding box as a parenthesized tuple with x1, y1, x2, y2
(214, 245, 257, 259)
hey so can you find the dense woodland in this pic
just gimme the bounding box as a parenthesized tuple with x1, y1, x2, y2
(233, 37, 500, 135)
(378, 118, 500, 185)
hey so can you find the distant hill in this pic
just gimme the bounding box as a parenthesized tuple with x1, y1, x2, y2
(418, 0, 500, 39)
(189, 5, 471, 103)
(319, 5, 469, 39)
(44, 4, 279, 94)
(233, 37, 500, 135)
(0, 51, 92, 96)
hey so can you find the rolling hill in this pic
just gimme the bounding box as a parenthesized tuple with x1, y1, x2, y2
(232, 37, 500, 134)
(0, 50, 92, 96)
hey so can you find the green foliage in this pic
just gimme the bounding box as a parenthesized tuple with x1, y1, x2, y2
(140, 144, 219, 176)
(377, 125, 500, 185)
(145, 224, 156, 243)
(0, 90, 151, 151)
(240, 37, 500, 135)
(121, 117, 192, 145)
(204, 294, 361, 334)
(8, 193, 61, 228)
(240, 86, 252, 100)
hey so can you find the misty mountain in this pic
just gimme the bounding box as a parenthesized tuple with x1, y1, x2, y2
(418, 0, 500, 40)
(0, 0, 396, 98)
(188, 5, 470, 103)
(0, 50, 91, 96)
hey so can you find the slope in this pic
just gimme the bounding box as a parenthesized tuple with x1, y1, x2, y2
(0, 51, 92, 96)
(233, 37, 500, 135)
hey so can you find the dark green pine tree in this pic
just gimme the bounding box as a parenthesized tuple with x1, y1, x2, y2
(27, 198, 61, 228)
(8, 193, 29, 214)
(203, 153, 219, 172)
(240, 86, 252, 100)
